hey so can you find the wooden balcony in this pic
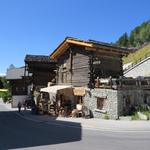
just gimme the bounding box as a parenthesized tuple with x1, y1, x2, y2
(94, 77, 150, 90)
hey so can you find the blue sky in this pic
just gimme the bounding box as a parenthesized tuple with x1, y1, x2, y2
(0, 0, 150, 74)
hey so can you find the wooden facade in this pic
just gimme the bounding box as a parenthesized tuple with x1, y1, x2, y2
(50, 37, 129, 88)
(25, 55, 57, 90)
(6, 67, 30, 107)
(6, 67, 28, 96)
(56, 46, 90, 87)
(10, 79, 27, 95)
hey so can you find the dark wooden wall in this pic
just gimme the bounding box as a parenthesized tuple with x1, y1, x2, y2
(57, 49, 71, 85)
(71, 46, 90, 87)
(57, 45, 123, 88)
(26, 62, 56, 90)
(11, 80, 27, 95)
(33, 70, 55, 87)
(57, 46, 90, 87)
(92, 53, 123, 79)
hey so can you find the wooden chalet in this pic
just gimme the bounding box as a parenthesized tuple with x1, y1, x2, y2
(24, 55, 57, 90)
(6, 67, 30, 108)
(44, 37, 130, 118)
(50, 37, 129, 88)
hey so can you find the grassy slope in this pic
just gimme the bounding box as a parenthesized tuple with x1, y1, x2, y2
(123, 43, 150, 64)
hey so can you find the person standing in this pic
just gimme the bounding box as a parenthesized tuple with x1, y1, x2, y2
(17, 102, 22, 113)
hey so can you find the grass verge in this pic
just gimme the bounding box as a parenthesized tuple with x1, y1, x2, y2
(123, 43, 150, 64)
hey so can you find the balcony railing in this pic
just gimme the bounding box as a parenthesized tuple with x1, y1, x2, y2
(95, 77, 150, 89)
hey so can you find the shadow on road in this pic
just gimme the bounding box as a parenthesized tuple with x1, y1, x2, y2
(0, 110, 82, 150)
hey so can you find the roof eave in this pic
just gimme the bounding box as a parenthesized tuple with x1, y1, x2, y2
(50, 39, 93, 59)
(50, 38, 130, 59)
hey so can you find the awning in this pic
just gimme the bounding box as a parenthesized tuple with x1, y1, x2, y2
(73, 87, 86, 96)
(40, 85, 72, 94)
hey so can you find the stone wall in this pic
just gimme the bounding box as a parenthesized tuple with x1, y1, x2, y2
(84, 88, 119, 120)
(83, 88, 150, 120)
(118, 89, 150, 116)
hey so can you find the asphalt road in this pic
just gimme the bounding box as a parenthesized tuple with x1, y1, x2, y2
(0, 104, 150, 150)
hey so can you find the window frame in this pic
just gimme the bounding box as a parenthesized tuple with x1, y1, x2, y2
(97, 97, 105, 110)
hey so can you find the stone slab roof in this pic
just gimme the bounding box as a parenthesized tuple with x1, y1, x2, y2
(6, 67, 26, 80)
(25, 55, 56, 63)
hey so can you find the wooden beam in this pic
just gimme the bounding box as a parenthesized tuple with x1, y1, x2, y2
(85, 47, 127, 56)
(51, 43, 69, 59)
(51, 39, 93, 59)
(66, 39, 93, 47)
(50, 38, 128, 60)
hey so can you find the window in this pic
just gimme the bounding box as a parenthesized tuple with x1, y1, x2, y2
(22, 87, 25, 92)
(62, 63, 67, 68)
(125, 95, 131, 106)
(61, 72, 67, 83)
(97, 98, 105, 110)
(144, 94, 148, 104)
(77, 96, 84, 104)
(61, 72, 63, 83)
(16, 87, 19, 92)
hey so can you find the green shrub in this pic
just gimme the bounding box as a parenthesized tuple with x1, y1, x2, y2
(123, 43, 150, 64)
(142, 111, 150, 120)
(138, 105, 150, 112)
(131, 112, 140, 120)
(1, 91, 12, 103)
(104, 114, 110, 120)
(0, 92, 4, 98)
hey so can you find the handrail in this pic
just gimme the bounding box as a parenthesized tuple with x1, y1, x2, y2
(124, 52, 150, 72)
(95, 77, 150, 89)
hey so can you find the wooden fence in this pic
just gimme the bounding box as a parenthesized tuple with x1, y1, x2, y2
(95, 77, 150, 89)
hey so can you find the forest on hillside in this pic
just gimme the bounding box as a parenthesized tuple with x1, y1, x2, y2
(116, 20, 150, 48)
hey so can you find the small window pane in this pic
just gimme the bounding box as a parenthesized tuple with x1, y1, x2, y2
(97, 98, 105, 110)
